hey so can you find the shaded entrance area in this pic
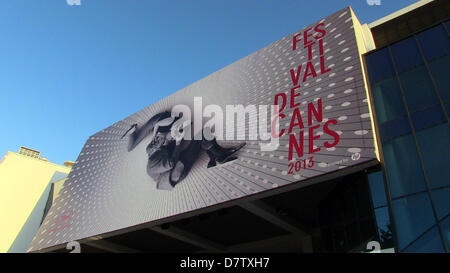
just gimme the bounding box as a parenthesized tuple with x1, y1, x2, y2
(49, 167, 390, 253)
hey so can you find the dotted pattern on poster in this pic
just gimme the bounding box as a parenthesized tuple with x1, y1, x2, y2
(29, 7, 376, 252)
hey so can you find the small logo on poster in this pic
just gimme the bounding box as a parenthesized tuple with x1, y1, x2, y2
(351, 152, 361, 161)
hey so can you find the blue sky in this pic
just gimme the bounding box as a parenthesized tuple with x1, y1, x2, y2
(0, 0, 418, 164)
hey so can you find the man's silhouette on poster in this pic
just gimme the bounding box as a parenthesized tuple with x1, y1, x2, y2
(122, 111, 245, 190)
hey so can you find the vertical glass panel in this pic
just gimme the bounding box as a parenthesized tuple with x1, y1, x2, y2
(368, 171, 388, 208)
(428, 54, 450, 103)
(398, 65, 439, 112)
(402, 226, 444, 253)
(354, 180, 373, 219)
(365, 48, 395, 83)
(432, 187, 450, 221)
(392, 192, 436, 249)
(440, 215, 450, 249)
(383, 134, 427, 198)
(371, 77, 406, 123)
(416, 123, 450, 189)
(390, 37, 423, 72)
(379, 117, 410, 141)
(374, 207, 394, 249)
(411, 105, 446, 131)
(417, 24, 450, 60)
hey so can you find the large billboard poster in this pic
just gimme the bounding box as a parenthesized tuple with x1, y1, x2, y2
(29, 7, 377, 252)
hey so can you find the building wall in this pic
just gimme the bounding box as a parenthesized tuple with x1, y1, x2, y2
(52, 178, 67, 203)
(365, 20, 450, 252)
(0, 152, 71, 253)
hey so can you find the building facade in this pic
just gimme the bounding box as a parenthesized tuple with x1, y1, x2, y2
(20, 0, 449, 253)
(0, 147, 73, 253)
(364, 0, 449, 252)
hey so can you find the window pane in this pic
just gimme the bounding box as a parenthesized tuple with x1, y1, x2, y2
(371, 77, 406, 123)
(393, 192, 436, 249)
(428, 54, 450, 103)
(383, 134, 427, 198)
(379, 117, 410, 141)
(398, 65, 439, 112)
(432, 187, 450, 221)
(374, 207, 394, 249)
(390, 37, 423, 72)
(402, 226, 444, 253)
(416, 123, 450, 189)
(365, 48, 395, 83)
(417, 24, 450, 61)
(368, 171, 388, 208)
(440, 215, 450, 249)
(411, 104, 446, 131)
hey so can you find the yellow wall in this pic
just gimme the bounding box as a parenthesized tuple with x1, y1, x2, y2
(0, 152, 71, 253)
(350, 8, 380, 162)
(52, 178, 68, 203)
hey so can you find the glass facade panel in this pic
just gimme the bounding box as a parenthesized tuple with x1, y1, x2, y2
(417, 24, 450, 61)
(371, 77, 406, 123)
(402, 226, 445, 253)
(379, 117, 410, 141)
(392, 192, 436, 249)
(383, 134, 427, 198)
(428, 54, 450, 102)
(432, 187, 450, 221)
(317, 177, 379, 253)
(398, 65, 439, 112)
(390, 37, 423, 72)
(411, 105, 446, 131)
(368, 171, 388, 208)
(440, 216, 450, 249)
(365, 48, 395, 83)
(415, 123, 450, 189)
(374, 207, 394, 249)
(365, 18, 450, 254)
